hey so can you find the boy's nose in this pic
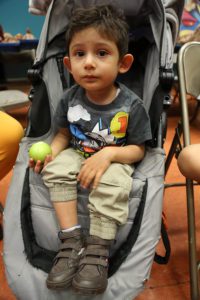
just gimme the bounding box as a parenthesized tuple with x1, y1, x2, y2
(84, 54, 95, 69)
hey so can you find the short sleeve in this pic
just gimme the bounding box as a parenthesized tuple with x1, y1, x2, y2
(126, 100, 152, 145)
(54, 84, 82, 129)
(54, 96, 69, 129)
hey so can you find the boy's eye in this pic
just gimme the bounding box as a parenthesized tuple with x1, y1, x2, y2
(75, 51, 85, 57)
(98, 50, 108, 57)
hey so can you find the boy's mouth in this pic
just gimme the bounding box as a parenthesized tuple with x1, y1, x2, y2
(83, 75, 98, 81)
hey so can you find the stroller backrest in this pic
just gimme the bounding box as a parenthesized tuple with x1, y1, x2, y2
(2, 2, 185, 297)
(27, 0, 184, 144)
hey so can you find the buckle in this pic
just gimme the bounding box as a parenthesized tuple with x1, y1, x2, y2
(27, 68, 42, 84)
(159, 68, 174, 91)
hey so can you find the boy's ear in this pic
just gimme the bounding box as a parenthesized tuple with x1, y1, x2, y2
(63, 56, 72, 73)
(118, 54, 134, 74)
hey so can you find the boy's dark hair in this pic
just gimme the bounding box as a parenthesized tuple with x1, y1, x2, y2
(66, 5, 129, 58)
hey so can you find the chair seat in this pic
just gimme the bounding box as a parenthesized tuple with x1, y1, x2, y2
(0, 90, 29, 110)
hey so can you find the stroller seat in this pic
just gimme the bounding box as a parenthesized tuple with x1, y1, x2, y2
(3, 1, 184, 299)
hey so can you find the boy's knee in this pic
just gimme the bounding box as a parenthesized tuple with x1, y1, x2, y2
(100, 163, 133, 190)
(41, 161, 55, 183)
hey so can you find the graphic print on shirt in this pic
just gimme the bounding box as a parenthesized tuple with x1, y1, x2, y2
(68, 105, 129, 156)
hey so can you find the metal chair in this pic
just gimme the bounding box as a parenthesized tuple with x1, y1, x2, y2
(177, 41, 200, 300)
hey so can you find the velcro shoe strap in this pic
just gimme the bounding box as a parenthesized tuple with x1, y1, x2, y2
(58, 229, 81, 240)
(84, 248, 108, 257)
(54, 251, 71, 260)
(87, 236, 113, 246)
(80, 257, 108, 267)
(60, 242, 81, 251)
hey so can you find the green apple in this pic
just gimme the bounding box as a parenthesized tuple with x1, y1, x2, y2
(29, 141, 52, 163)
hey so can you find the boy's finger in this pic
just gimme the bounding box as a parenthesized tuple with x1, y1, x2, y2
(43, 155, 52, 167)
(92, 171, 102, 189)
(34, 160, 42, 173)
(29, 158, 35, 168)
(45, 155, 52, 164)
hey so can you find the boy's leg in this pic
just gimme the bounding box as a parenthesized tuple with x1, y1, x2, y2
(89, 162, 133, 239)
(53, 201, 78, 230)
(72, 163, 133, 295)
(42, 148, 85, 289)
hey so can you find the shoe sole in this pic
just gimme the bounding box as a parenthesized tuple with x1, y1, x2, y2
(46, 277, 73, 290)
(72, 282, 107, 295)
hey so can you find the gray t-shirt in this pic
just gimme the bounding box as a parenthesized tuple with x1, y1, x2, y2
(55, 82, 152, 157)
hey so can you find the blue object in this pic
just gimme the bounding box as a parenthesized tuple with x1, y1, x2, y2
(0, 0, 44, 38)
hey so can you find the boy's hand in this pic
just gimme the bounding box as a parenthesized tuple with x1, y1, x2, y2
(29, 154, 53, 173)
(77, 148, 112, 189)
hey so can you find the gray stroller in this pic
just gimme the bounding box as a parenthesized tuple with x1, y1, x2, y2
(3, 1, 184, 299)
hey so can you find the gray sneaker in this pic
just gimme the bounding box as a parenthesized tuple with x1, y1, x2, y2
(46, 228, 84, 290)
(72, 235, 112, 295)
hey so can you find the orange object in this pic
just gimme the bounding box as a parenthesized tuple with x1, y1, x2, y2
(0, 111, 24, 180)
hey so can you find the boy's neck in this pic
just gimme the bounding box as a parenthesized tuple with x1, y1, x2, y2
(85, 84, 118, 105)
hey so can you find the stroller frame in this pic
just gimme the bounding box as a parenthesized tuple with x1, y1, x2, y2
(3, 1, 185, 299)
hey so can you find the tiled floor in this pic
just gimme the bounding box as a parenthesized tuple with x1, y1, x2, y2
(1, 83, 200, 299)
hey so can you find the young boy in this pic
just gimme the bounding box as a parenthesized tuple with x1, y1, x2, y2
(30, 4, 152, 295)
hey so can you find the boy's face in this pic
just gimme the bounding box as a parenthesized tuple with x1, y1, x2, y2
(64, 27, 133, 100)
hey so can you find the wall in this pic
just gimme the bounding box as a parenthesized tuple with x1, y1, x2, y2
(0, 0, 46, 81)
(0, 0, 44, 38)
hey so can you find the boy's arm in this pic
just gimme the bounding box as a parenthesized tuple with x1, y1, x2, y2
(51, 127, 71, 159)
(29, 127, 71, 173)
(77, 144, 145, 189)
(104, 144, 145, 164)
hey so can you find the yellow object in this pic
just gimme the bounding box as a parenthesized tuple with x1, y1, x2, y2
(0, 111, 24, 180)
(29, 141, 52, 163)
(110, 112, 128, 138)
